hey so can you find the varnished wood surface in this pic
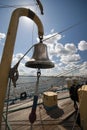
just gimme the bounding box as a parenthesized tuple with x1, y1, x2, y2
(1, 91, 81, 130)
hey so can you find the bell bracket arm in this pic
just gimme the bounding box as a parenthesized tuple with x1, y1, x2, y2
(0, 8, 44, 127)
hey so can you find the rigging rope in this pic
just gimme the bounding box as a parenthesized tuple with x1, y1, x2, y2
(0, 3, 35, 8)
(42, 19, 87, 42)
(5, 62, 21, 129)
(5, 78, 11, 130)
(56, 63, 87, 77)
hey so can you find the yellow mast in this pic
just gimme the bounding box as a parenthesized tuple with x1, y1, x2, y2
(0, 8, 44, 128)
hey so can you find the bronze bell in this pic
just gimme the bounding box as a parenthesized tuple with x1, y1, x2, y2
(25, 43, 54, 69)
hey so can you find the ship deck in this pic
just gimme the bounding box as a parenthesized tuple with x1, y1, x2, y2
(2, 91, 81, 130)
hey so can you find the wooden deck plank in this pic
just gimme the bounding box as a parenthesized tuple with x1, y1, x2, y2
(1, 91, 81, 130)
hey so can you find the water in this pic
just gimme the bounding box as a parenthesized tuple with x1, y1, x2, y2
(7, 76, 67, 100)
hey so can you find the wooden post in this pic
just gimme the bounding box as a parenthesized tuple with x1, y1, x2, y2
(0, 8, 44, 128)
(78, 85, 87, 130)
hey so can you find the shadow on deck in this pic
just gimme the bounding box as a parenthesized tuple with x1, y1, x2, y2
(1, 92, 81, 130)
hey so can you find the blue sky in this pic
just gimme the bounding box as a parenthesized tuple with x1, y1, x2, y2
(0, 0, 87, 76)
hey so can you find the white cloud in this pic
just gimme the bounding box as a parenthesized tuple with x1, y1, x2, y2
(47, 41, 77, 56)
(10, 32, 87, 76)
(18, 62, 37, 76)
(78, 40, 87, 51)
(12, 53, 23, 65)
(49, 43, 64, 55)
(0, 33, 6, 40)
(42, 32, 83, 76)
(50, 29, 54, 33)
(60, 54, 81, 64)
(65, 43, 77, 54)
(12, 53, 30, 66)
(47, 40, 79, 65)
(43, 33, 62, 44)
(12, 53, 37, 75)
(74, 62, 87, 75)
(12, 53, 30, 63)
(0, 32, 6, 46)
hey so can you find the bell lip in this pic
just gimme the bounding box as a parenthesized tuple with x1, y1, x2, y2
(25, 61, 54, 69)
